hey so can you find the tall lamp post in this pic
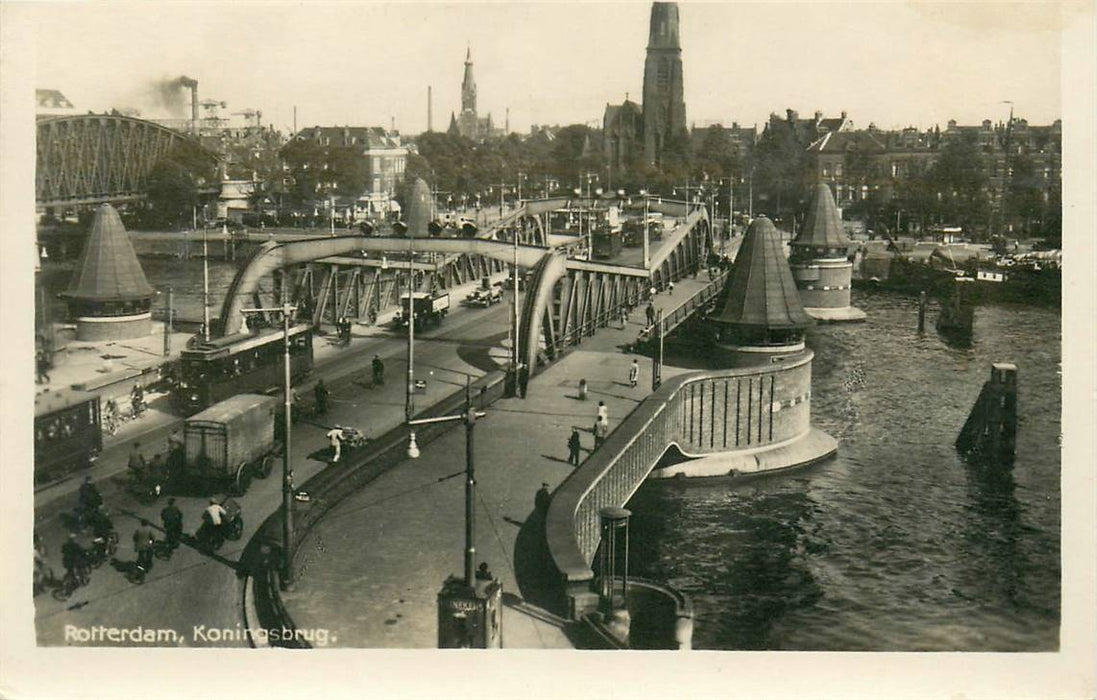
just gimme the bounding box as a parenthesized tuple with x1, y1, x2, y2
(407, 377, 501, 648)
(639, 189, 651, 270)
(239, 303, 297, 590)
(405, 223, 419, 458)
(407, 377, 485, 585)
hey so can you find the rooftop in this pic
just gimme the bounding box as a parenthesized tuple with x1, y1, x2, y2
(63, 204, 153, 303)
(713, 216, 813, 331)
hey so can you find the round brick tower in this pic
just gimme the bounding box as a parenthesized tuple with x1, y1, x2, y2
(788, 183, 866, 322)
(61, 204, 154, 341)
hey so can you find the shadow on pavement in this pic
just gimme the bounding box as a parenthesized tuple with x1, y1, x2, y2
(510, 507, 566, 618)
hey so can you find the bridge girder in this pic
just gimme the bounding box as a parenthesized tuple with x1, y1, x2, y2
(36, 114, 218, 208)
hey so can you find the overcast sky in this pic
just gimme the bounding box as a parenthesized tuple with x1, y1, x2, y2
(29, 1, 1063, 135)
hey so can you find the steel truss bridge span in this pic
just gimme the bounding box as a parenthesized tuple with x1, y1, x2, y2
(36, 114, 218, 208)
(215, 235, 551, 337)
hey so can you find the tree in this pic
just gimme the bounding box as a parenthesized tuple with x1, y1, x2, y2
(145, 147, 215, 228)
(923, 135, 991, 238)
(752, 123, 807, 225)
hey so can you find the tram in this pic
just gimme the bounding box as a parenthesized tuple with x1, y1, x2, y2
(173, 325, 314, 413)
(34, 388, 102, 484)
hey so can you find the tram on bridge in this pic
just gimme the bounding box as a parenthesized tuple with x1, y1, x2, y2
(173, 325, 313, 413)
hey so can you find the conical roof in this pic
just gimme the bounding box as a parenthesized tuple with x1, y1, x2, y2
(63, 204, 153, 302)
(713, 216, 813, 330)
(405, 178, 432, 237)
(791, 183, 850, 248)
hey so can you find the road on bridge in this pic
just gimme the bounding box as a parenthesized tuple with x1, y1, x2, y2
(32, 297, 514, 647)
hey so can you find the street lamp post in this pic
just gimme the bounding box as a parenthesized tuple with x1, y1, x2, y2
(202, 225, 211, 341)
(406, 226, 419, 458)
(640, 189, 651, 270)
(239, 302, 297, 589)
(407, 377, 487, 587)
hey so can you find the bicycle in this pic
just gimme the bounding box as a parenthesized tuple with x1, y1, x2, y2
(52, 564, 91, 601)
(86, 531, 119, 568)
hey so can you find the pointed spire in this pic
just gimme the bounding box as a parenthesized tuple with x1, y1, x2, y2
(63, 204, 152, 302)
(792, 183, 850, 249)
(713, 216, 812, 331)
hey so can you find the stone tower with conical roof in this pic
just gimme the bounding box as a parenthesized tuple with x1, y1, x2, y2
(711, 215, 813, 365)
(62, 203, 153, 341)
(642, 2, 687, 166)
(788, 183, 866, 322)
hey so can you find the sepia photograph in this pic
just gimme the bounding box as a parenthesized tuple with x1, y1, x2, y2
(1, 1, 1094, 698)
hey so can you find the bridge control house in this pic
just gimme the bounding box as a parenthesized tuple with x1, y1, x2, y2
(787, 183, 866, 322)
(61, 203, 154, 341)
(650, 214, 838, 478)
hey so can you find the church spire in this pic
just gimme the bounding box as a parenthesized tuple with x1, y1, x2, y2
(461, 45, 477, 115)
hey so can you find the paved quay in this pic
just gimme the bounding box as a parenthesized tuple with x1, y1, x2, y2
(280, 279, 710, 648)
(32, 273, 510, 645)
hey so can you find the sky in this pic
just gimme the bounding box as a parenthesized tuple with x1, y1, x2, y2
(27, 1, 1065, 135)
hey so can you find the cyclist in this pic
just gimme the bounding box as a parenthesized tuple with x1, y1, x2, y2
(103, 399, 119, 434)
(61, 533, 87, 583)
(77, 476, 103, 520)
(130, 383, 145, 416)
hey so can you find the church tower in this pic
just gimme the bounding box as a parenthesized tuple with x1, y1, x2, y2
(461, 46, 477, 116)
(642, 2, 687, 166)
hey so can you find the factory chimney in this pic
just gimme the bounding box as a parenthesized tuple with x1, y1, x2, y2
(428, 85, 433, 132)
(178, 76, 199, 133)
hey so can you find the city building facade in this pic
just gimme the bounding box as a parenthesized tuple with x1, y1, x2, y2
(280, 126, 408, 217)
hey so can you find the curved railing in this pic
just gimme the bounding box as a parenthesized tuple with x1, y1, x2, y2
(545, 352, 815, 617)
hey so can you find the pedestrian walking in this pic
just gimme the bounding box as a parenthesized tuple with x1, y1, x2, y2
(314, 379, 329, 415)
(646, 303, 656, 327)
(628, 359, 639, 388)
(160, 498, 183, 550)
(597, 400, 608, 425)
(35, 349, 50, 384)
(594, 418, 609, 449)
(578, 378, 588, 401)
(132, 521, 155, 573)
(535, 483, 552, 513)
(327, 426, 344, 463)
(372, 355, 385, 385)
(567, 429, 582, 466)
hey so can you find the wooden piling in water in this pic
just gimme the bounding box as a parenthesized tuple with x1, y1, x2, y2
(956, 363, 1018, 466)
(917, 290, 926, 332)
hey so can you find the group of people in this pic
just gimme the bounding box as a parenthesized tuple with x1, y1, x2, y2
(53, 472, 225, 590)
(564, 399, 614, 467)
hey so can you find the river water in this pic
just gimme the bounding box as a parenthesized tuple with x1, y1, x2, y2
(627, 290, 1061, 651)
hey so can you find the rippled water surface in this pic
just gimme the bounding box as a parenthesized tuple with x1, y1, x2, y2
(627, 291, 1061, 651)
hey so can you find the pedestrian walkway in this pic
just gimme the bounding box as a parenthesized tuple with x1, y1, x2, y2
(279, 282, 701, 648)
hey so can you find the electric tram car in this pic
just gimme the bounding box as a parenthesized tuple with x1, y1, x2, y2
(173, 324, 314, 413)
(34, 388, 102, 484)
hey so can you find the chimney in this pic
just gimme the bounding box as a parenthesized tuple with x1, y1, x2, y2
(840, 110, 847, 120)
(786, 109, 798, 123)
(427, 85, 433, 132)
(505, 107, 510, 135)
(190, 84, 198, 130)
(814, 110, 823, 122)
